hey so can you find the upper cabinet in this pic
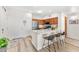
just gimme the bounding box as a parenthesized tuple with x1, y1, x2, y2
(38, 20, 45, 25)
(32, 17, 58, 25)
(50, 17, 58, 24)
(32, 18, 45, 25)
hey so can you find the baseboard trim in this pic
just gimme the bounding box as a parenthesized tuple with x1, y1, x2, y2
(66, 37, 79, 48)
(66, 37, 79, 41)
(65, 42, 79, 49)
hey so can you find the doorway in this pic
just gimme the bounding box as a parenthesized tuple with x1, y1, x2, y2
(65, 16, 67, 37)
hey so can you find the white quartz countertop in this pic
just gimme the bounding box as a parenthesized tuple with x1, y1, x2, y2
(32, 29, 57, 35)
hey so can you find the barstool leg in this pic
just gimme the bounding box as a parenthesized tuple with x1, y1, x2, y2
(53, 42, 56, 52)
(48, 40, 50, 52)
(60, 40, 62, 46)
(62, 39, 65, 47)
(56, 38, 59, 49)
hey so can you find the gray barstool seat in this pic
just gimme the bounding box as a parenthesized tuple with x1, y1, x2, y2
(61, 32, 65, 35)
(55, 32, 65, 48)
(42, 34, 56, 52)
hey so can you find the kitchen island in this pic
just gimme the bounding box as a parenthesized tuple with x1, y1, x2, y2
(31, 29, 56, 51)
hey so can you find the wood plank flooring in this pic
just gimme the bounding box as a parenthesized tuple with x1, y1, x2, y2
(7, 37, 79, 52)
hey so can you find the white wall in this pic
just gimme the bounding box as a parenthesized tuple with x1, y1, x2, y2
(60, 13, 65, 32)
(67, 16, 79, 40)
(0, 7, 8, 37)
(0, 7, 32, 39)
(57, 13, 65, 33)
(6, 7, 32, 39)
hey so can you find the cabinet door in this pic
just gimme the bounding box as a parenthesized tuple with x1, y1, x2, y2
(54, 17, 58, 24)
(50, 19, 54, 24)
(38, 20, 45, 25)
(50, 17, 58, 24)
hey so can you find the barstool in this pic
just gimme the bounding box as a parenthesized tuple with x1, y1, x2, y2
(55, 33, 61, 49)
(42, 34, 56, 52)
(60, 32, 65, 46)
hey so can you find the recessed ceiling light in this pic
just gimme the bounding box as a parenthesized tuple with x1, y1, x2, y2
(37, 10, 43, 13)
(71, 7, 77, 13)
(25, 13, 32, 17)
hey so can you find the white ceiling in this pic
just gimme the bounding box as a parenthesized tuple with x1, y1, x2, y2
(5, 6, 79, 18)
(5, 6, 71, 13)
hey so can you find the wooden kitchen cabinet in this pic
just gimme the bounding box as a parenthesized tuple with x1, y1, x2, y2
(50, 17, 58, 24)
(32, 17, 58, 25)
(45, 18, 50, 23)
(38, 20, 45, 25)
